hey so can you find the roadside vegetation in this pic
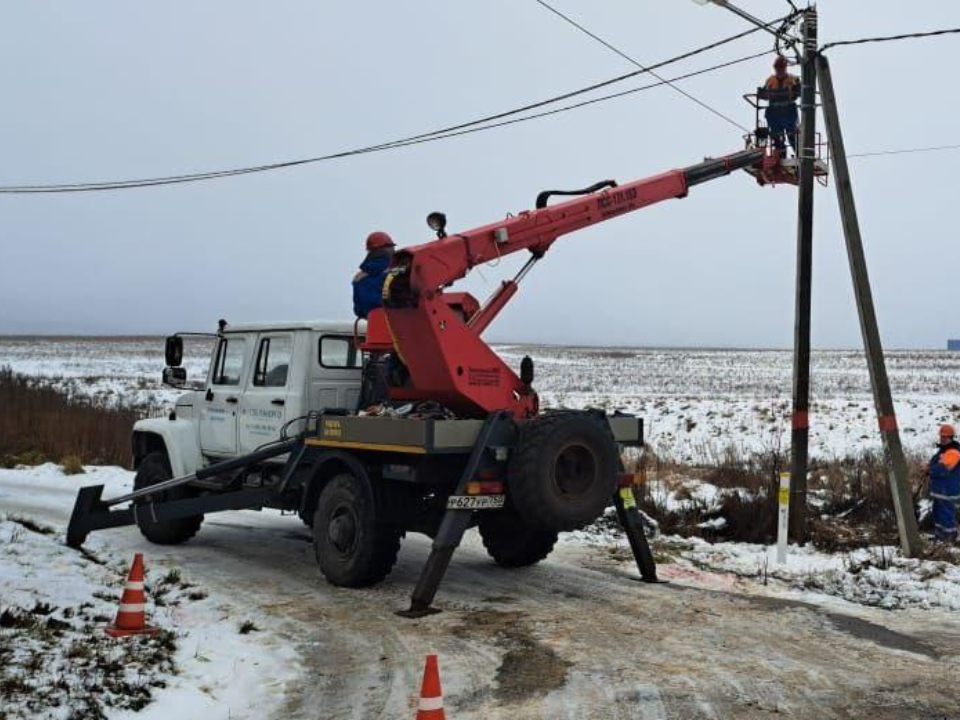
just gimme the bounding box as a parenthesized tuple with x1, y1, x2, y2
(632, 442, 936, 553)
(0, 363, 943, 554)
(0, 367, 144, 469)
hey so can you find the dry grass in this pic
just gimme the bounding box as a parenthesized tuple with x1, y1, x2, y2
(0, 367, 144, 468)
(633, 442, 930, 551)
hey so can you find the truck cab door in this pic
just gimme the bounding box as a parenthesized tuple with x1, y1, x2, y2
(239, 333, 299, 455)
(200, 335, 251, 457)
(313, 334, 363, 411)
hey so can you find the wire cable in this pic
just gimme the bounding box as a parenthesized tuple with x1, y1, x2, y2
(822, 27, 960, 52)
(0, 50, 770, 194)
(533, 0, 756, 132)
(0, 29, 783, 193)
(848, 143, 960, 159)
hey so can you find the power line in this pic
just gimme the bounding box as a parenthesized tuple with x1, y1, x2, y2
(0, 22, 784, 194)
(822, 27, 960, 52)
(0, 49, 772, 193)
(848, 143, 960, 159)
(533, 0, 760, 133)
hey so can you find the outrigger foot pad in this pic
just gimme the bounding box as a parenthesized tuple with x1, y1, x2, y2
(66, 484, 106, 549)
(396, 605, 443, 620)
(66, 484, 137, 549)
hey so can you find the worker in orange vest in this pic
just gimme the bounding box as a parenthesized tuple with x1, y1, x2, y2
(928, 424, 960, 543)
(758, 56, 800, 155)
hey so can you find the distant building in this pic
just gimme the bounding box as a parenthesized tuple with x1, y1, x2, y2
(950, 339, 960, 351)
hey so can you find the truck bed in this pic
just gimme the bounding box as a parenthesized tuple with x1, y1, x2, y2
(304, 413, 643, 455)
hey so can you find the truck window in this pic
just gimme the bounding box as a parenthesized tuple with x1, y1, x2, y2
(212, 337, 248, 386)
(319, 335, 361, 369)
(253, 336, 292, 387)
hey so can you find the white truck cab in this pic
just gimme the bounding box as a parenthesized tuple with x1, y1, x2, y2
(133, 320, 364, 476)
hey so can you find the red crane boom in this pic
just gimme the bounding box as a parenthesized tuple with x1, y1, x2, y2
(362, 148, 764, 418)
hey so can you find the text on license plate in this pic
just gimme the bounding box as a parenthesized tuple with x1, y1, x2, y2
(446, 494, 506, 510)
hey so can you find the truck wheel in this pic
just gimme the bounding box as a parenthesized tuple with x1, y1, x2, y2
(478, 510, 558, 567)
(133, 451, 204, 545)
(508, 412, 618, 532)
(312, 473, 402, 588)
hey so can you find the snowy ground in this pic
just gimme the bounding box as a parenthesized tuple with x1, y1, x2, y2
(0, 466, 297, 720)
(2, 338, 960, 717)
(3, 465, 960, 719)
(2, 337, 958, 461)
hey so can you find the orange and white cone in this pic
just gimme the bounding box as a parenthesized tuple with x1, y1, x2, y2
(106, 553, 159, 637)
(415, 654, 445, 720)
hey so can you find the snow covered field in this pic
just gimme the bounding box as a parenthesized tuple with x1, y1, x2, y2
(2, 336, 959, 461)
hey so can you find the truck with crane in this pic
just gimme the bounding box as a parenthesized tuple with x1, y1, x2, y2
(67, 145, 773, 614)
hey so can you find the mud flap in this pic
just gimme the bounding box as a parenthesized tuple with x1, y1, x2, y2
(613, 486, 660, 583)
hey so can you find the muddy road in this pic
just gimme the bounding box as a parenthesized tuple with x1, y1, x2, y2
(7, 476, 960, 719)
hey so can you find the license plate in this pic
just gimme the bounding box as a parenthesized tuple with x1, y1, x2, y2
(446, 494, 506, 510)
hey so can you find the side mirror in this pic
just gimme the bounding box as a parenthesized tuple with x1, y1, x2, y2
(162, 366, 187, 388)
(165, 335, 183, 367)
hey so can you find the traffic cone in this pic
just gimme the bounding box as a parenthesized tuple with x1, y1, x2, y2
(106, 553, 159, 637)
(415, 654, 445, 720)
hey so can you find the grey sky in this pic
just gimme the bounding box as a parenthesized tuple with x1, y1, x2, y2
(0, 1, 957, 348)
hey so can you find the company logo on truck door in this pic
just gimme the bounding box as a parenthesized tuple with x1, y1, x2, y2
(597, 187, 637, 217)
(467, 367, 500, 387)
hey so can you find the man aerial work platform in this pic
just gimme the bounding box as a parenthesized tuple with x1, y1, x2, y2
(758, 55, 800, 155)
(352, 231, 395, 319)
(928, 424, 960, 543)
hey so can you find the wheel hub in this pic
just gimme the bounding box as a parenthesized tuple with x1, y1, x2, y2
(327, 508, 358, 554)
(553, 443, 598, 496)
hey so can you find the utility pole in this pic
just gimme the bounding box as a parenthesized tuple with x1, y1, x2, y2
(788, 6, 818, 543)
(816, 54, 921, 557)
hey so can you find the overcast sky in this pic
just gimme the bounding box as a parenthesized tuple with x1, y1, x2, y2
(0, 1, 957, 348)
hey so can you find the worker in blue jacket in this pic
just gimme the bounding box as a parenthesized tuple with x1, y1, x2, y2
(352, 231, 395, 319)
(928, 424, 960, 543)
(758, 56, 800, 155)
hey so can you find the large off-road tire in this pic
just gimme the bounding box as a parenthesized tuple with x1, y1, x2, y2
(478, 510, 558, 567)
(508, 411, 618, 532)
(312, 473, 402, 588)
(133, 451, 204, 545)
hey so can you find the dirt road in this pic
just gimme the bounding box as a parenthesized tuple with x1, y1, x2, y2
(6, 474, 960, 719)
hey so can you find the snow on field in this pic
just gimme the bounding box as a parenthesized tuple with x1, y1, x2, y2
(0, 336, 213, 410)
(3, 337, 957, 461)
(666, 536, 960, 611)
(499, 344, 960, 460)
(565, 511, 960, 613)
(2, 338, 959, 459)
(0, 465, 297, 720)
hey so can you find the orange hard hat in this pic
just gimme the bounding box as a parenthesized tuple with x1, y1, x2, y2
(940, 423, 956, 438)
(365, 231, 395, 251)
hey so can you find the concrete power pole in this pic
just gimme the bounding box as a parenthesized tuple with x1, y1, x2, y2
(789, 7, 818, 543)
(816, 54, 922, 557)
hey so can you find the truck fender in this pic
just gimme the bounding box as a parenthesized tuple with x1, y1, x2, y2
(132, 418, 202, 477)
(299, 450, 374, 522)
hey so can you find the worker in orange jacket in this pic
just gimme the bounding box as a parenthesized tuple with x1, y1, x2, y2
(928, 424, 960, 542)
(758, 56, 800, 155)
